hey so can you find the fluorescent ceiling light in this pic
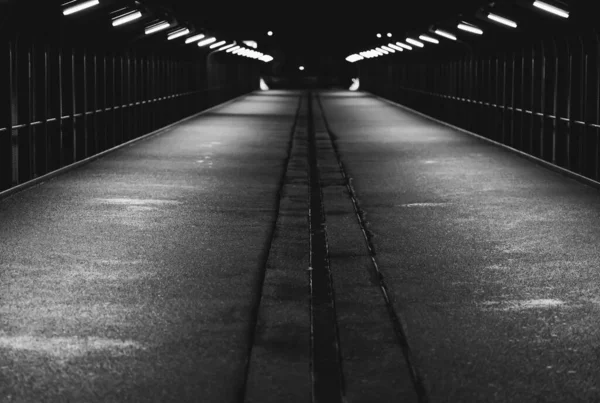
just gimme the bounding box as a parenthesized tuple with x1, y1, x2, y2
(197, 37, 217, 47)
(346, 54, 363, 63)
(375, 47, 389, 54)
(209, 40, 226, 49)
(261, 55, 274, 62)
(388, 43, 404, 51)
(167, 28, 190, 40)
(419, 35, 439, 44)
(395, 41, 412, 50)
(218, 43, 235, 51)
(226, 45, 241, 53)
(112, 10, 142, 26)
(63, 0, 99, 15)
(532, 1, 569, 18)
(434, 29, 457, 40)
(487, 12, 517, 28)
(406, 38, 424, 47)
(381, 45, 395, 53)
(457, 22, 483, 34)
(185, 34, 205, 44)
(145, 21, 170, 34)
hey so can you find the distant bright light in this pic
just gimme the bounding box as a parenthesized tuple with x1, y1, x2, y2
(145, 21, 170, 35)
(349, 78, 360, 91)
(388, 43, 404, 51)
(533, 1, 569, 18)
(185, 34, 205, 44)
(419, 35, 439, 44)
(380, 45, 395, 53)
(395, 41, 412, 50)
(346, 54, 364, 62)
(387, 33, 392, 37)
(210, 40, 226, 49)
(226, 45, 241, 53)
(112, 10, 142, 26)
(218, 43, 235, 51)
(299, 66, 305, 71)
(198, 37, 217, 47)
(260, 78, 270, 90)
(267, 31, 273, 36)
(243, 40, 258, 48)
(406, 38, 424, 48)
(376, 33, 382, 38)
(457, 22, 483, 35)
(167, 28, 190, 40)
(375, 47, 389, 54)
(487, 12, 517, 28)
(260, 55, 274, 62)
(63, 0, 99, 15)
(434, 29, 457, 40)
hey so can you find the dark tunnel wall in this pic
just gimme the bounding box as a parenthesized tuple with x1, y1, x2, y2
(0, 2, 261, 194)
(361, 23, 600, 183)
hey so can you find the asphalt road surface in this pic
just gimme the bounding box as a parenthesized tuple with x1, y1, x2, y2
(1, 89, 599, 402)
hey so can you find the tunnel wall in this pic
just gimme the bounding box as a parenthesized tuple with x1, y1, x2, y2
(361, 31, 600, 183)
(0, 4, 260, 194)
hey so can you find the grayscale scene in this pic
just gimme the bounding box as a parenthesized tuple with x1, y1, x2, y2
(1, 1, 598, 402)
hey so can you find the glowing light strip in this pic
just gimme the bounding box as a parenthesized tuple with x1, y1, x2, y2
(434, 29, 457, 40)
(112, 10, 142, 26)
(533, 1, 569, 18)
(375, 47, 389, 54)
(487, 13, 517, 28)
(185, 34, 205, 44)
(197, 37, 217, 47)
(63, 0, 99, 15)
(419, 35, 439, 44)
(209, 40, 226, 49)
(388, 43, 404, 51)
(380, 45, 395, 53)
(145, 21, 170, 34)
(395, 42, 412, 50)
(406, 38, 424, 47)
(167, 28, 190, 40)
(346, 54, 364, 62)
(226, 45, 241, 53)
(457, 22, 483, 34)
(218, 43, 235, 51)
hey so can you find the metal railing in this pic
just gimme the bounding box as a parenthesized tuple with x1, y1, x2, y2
(361, 31, 600, 182)
(0, 41, 259, 192)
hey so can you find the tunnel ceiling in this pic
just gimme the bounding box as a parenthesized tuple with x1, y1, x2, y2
(148, 0, 491, 60)
(3, 0, 585, 72)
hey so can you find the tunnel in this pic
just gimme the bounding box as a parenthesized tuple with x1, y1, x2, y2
(1, 1, 599, 402)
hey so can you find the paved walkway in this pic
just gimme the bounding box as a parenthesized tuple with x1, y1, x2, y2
(2, 89, 600, 402)
(0, 91, 301, 402)
(319, 90, 600, 402)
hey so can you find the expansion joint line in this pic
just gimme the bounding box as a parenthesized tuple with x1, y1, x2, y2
(239, 94, 304, 403)
(307, 91, 346, 403)
(314, 93, 429, 403)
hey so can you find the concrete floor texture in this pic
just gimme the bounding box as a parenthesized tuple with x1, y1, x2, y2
(0, 89, 599, 402)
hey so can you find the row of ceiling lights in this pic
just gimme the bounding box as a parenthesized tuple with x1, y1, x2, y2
(346, 0, 569, 63)
(62, 0, 274, 63)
